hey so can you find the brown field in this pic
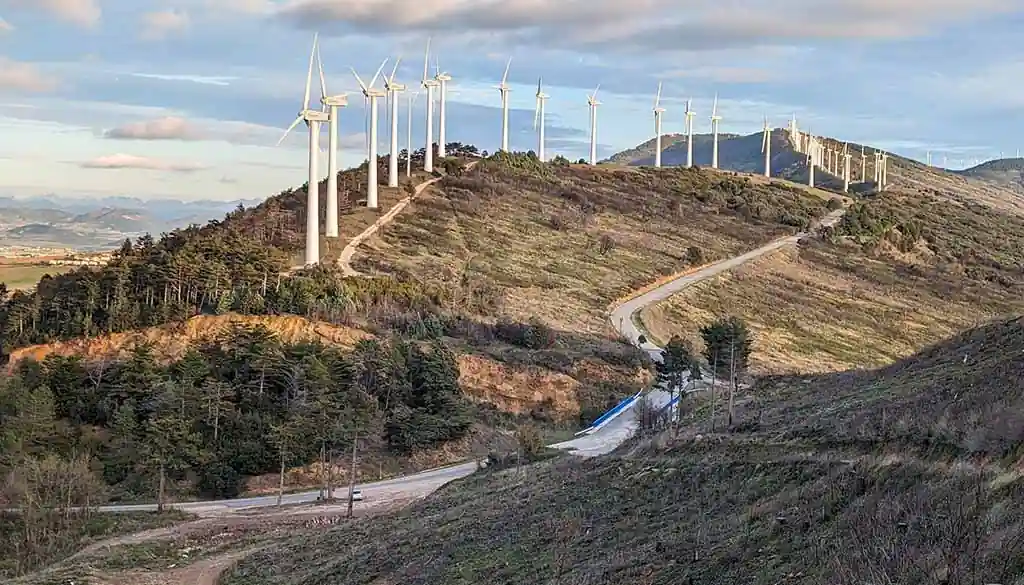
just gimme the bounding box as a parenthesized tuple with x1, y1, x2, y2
(0, 263, 73, 289)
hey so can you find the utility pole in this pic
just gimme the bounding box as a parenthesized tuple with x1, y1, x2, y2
(709, 351, 718, 432)
(728, 338, 736, 429)
(346, 433, 358, 519)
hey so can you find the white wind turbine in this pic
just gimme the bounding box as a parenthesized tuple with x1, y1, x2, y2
(843, 143, 852, 192)
(277, 33, 330, 266)
(710, 94, 722, 169)
(761, 116, 771, 177)
(653, 82, 665, 168)
(315, 37, 348, 239)
(587, 84, 601, 165)
(351, 58, 389, 210)
(806, 132, 815, 187)
(422, 38, 440, 171)
(383, 58, 406, 188)
(406, 91, 419, 177)
(434, 57, 451, 158)
(496, 57, 512, 152)
(860, 145, 866, 181)
(685, 98, 695, 168)
(534, 77, 549, 161)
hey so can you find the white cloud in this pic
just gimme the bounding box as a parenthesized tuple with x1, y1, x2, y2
(80, 153, 207, 172)
(128, 72, 236, 86)
(1, 0, 101, 28)
(140, 9, 190, 40)
(105, 116, 202, 140)
(270, 0, 1021, 52)
(0, 17, 12, 31)
(0, 58, 58, 92)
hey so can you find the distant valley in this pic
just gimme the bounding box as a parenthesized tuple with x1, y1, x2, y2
(0, 195, 262, 252)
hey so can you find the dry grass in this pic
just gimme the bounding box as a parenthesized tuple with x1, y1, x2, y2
(641, 187, 1024, 375)
(355, 158, 832, 337)
(0, 264, 72, 290)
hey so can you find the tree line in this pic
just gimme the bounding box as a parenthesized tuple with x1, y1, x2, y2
(1, 322, 472, 515)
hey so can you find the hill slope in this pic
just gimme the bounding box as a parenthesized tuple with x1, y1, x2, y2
(223, 318, 1024, 585)
(957, 157, 1024, 191)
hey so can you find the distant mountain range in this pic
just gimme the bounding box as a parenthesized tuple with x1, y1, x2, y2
(0, 195, 260, 252)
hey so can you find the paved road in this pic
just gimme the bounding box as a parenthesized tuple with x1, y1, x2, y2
(96, 208, 844, 513)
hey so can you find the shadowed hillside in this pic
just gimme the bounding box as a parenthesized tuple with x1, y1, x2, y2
(223, 318, 1024, 585)
(957, 157, 1024, 191)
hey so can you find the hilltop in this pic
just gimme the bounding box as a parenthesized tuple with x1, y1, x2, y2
(957, 157, 1024, 191)
(223, 317, 1024, 585)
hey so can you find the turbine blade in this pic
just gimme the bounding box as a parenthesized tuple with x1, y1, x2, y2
(277, 115, 304, 146)
(434, 55, 440, 78)
(533, 97, 540, 130)
(350, 67, 367, 92)
(316, 39, 327, 101)
(423, 37, 431, 82)
(654, 82, 661, 109)
(388, 56, 401, 86)
(302, 33, 319, 110)
(369, 58, 389, 89)
(593, 84, 600, 99)
(501, 57, 511, 85)
(537, 76, 542, 95)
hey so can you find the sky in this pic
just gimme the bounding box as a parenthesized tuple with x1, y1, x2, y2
(1, 0, 1023, 201)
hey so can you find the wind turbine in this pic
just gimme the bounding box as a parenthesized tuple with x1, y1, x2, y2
(653, 82, 665, 168)
(383, 58, 406, 188)
(587, 84, 601, 165)
(406, 91, 418, 177)
(806, 133, 815, 187)
(761, 116, 771, 177)
(685, 98, 695, 168)
(710, 94, 722, 169)
(881, 152, 889, 190)
(421, 39, 440, 172)
(860, 146, 866, 182)
(926, 150, 932, 166)
(351, 58, 389, 210)
(315, 37, 348, 239)
(843, 144, 852, 192)
(277, 33, 330, 266)
(434, 57, 451, 158)
(534, 77, 548, 161)
(496, 57, 512, 152)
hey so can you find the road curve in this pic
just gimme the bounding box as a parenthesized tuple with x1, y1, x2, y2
(96, 209, 843, 513)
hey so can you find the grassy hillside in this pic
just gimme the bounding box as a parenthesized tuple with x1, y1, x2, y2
(957, 157, 1024, 191)
(641, 187, 1024, 374)
(353, 153, 833, 335)
(223, 318, 1024, 585)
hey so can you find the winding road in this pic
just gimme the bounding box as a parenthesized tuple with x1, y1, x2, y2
(92, 207, 844, 514)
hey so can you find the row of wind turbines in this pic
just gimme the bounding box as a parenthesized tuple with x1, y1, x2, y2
(280, 35, 892, 267)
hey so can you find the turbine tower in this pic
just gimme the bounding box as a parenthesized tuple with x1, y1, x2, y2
(351, 59, 389, 210)
(860, 146, 866, 182)
(315, 36, 348, 239)
(434, 57, 451, 158)
(710, 94, 722, 169)
(880, 152, 889, 190)
(496, 57, 512, 152)
(843, 144, 852, 192)
(761, 115, 771, 177)
(587, 85, 601, 165)
(406, 91, 418, 177)
(807, 135, 815, 187)
(383, 58, 406, 188)
(685, 98, 695, 168)
(534, 77, 548, 161)
(421, 39, 439, 172)
(653, 82, 665, 168)
(277, 33, 330, 266)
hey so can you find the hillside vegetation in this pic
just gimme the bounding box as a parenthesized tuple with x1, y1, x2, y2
(642, 178, 1024, 374)
(224, 318, 1024, 585)
(354, 152, 832, 334)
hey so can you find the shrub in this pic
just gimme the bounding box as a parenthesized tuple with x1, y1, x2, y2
(598, 234, 616, 255)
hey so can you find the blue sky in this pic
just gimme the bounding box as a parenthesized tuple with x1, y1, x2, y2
(0, 0, 1022, 201)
